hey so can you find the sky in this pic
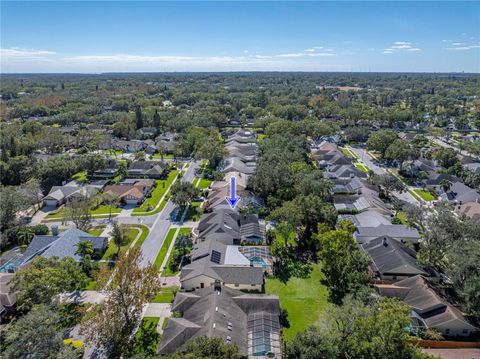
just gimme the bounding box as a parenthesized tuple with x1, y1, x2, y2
(1, 1, 479, 73)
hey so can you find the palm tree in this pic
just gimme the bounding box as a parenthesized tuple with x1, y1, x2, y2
(111, 222, 126, 258)
(440, 179, 452, 193)
(17, 227, 35, 246)
(75, 240, 94, 258)
(103, 193, 121, 220)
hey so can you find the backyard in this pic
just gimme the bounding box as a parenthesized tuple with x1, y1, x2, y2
(156, 227, 191, 273)
(265, 263, 328, 341)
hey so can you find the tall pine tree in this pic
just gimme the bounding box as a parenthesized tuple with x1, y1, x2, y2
(135, 106, 143, 129)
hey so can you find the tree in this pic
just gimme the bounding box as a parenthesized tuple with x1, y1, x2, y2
(445, 241, 480, 316)
(164, 336, 242, 359)
(11, 256, 89, 311)
(65, 198, 92, 230)
(385, 139, 420, 170)
(153, 109, 161, 129)
(111, 222, 127, 258)
(75, 240, 96, 275)
(317, 222, 371, 304)
(3, 304, 79, 359)
(439, 179, 452, 192)
(432, 147, 458, 169)
(103, 192, 121, 220)
(284, 297, 434, 359)
(0, 186, 22, 230)
(135, 105, 143, 129)
(170, 181, 200, 208)
(372, 173, 405, 198)
(81, 248, 161, 358)
(367, 130, 398, 158)
(17, 226, 34, 245)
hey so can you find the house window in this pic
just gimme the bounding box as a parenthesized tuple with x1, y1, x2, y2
(462, 329, 468, 334)
(251, 284, 256, 287)
(445, 329, 450, 334)
(234, 284, 239, 287)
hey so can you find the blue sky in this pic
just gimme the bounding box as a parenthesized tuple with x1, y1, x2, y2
(1, 1, 479, 73)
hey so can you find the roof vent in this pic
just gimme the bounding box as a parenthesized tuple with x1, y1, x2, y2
(226, 336, 231, 343)
(382, 237, 388, 246)
(213, 323, 216, 329)
(215, 306, 218, 312)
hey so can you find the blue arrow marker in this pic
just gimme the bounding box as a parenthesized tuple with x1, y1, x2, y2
(225, 176, 241, 209)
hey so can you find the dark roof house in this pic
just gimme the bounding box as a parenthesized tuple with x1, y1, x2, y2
(159, 286, 281, 357)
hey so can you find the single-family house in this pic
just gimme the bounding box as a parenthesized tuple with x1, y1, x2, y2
(158, 286, 281, 357)
(440, 181, 480, 204)
(218, 157, 256, 176)
(376, 275, 477, 337)
(455, 201, 480, 220)
(354, 224, 421, 244)
(196, 209, 265, 245)
(362, 236, 427, 281)
(128, 161, 168, 179)
(103, 178, 154, 205)
(43, 181, 98, 207)
(0, 273, 16, 318)
(325, 164, 368, 179)
(180, 239, 264, 291)
(19, 228, 107, 265)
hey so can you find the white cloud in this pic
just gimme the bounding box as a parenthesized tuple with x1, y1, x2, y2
(2, 47, 344, 72)
(383, 41, 421, 54)
(452, 42, 466, 46)
(304, 48, 315, 52)
(0, 47, 56, 60)
(314, 46, 324, 50)
(446, 44, 480, 51)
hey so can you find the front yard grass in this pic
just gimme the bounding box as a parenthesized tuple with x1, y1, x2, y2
(132, 170, 178, 214)
(265, 262, 328, 341)
(197, 178, 212, 189)
(413, 189, 436, 201)
(152, 287, 178, 303)
(340, 147, 357, 159)
(46, 205, 121, 219)
(101, 228, 139, 260)
(154, 228, 177, 271)
(354, 163, 369, 173)
(87, 226, 106, 236)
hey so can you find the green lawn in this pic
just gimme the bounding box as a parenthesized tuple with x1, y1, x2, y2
(395, 211, 408, 225)
(132, 170, 178, 214)
(154, 228, 177, 271)
(71, 170, 88, 183)
(87, 226, 106, 236)
(130, 224, 150, 249)
(101, 228, 139, 260)
(152, 287, 178, 303)
(265, 263, 328, 341)
(174, 202, 201, 222)
(151, 153, 174, 159)
(46, 205, 121, 219)
(197, 178, 212, 189)
(340, 147, 357, 159)
(413, 189, 436, 201)
(354, 163, 369, 173)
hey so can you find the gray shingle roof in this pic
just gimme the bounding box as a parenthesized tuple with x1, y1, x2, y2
(362, 236, 427, 278)
(22, 229, 106, 264)
(159, 286, 280, 357)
